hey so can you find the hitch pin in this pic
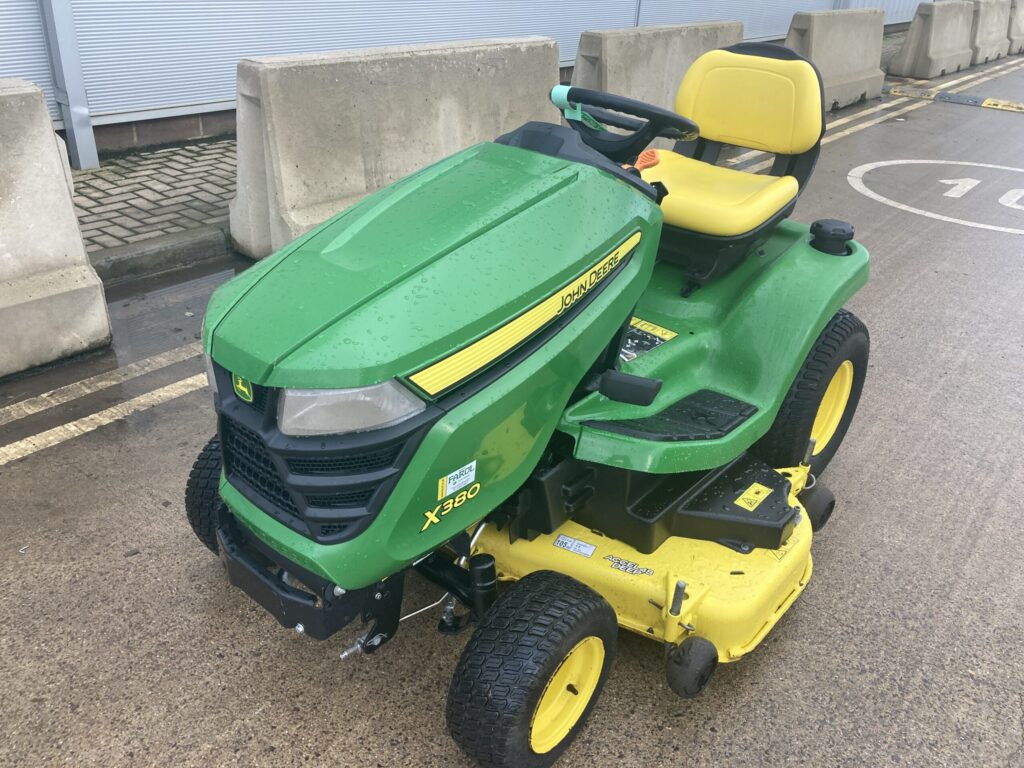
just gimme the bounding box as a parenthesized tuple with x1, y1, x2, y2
(339, 632, 368, 661)
(801, 438, 816, 466)
(799, 439, 816, 491)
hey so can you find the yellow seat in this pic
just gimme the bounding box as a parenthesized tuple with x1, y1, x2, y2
(640, 151, 799, 237)
(639, 44, 824, 246)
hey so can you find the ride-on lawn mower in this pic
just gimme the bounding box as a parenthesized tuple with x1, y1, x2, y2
(187, 43, 869, 767)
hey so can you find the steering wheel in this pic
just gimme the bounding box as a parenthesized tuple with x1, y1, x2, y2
(550, 85, 700, 164)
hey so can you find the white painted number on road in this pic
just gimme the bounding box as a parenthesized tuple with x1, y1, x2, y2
(998, 189, 1024, 210)
(937, 179, 1024, 210)
(937, 178, 981, 198)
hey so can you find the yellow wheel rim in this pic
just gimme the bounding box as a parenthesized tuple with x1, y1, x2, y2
(811, 360, 854, 455)
(529, 636, 605, 754)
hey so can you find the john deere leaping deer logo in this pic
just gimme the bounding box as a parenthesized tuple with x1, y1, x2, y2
(231, 373, 254, 403)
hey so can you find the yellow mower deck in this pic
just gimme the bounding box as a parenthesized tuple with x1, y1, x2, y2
(475, 466, 813, 661)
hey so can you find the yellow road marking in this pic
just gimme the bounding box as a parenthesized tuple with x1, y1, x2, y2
(0, 342, 202, 428)
(0, 374, 207, 467)
(981, 97, 1024, 113)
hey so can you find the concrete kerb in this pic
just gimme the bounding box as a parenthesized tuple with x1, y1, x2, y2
(889, 2, 975, 78)
(785, 9, 886, 110)
(0, 79, 111, 378)
(570, 22, 743, 113)
(970, 0, 1012, 64)
(1010, 0, 1024, 54)
(89, 223, 231, 283)
(229, 37, 560, 259)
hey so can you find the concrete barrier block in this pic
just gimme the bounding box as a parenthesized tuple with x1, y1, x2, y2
(889, 2, 975, 78)
(969, 0, 1012, 64)
(1009, 0, 1024, 54)
(570, 22, 743, 112)
(229, 37, 559, 259)
(0, 79, 110, 379)
(785, 9, 885, 110)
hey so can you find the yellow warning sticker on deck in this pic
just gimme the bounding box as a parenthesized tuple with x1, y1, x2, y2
(629, 316, 677, 341)
(735, 482, 773, 511)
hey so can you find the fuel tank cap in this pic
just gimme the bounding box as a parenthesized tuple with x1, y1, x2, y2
(810, 219, 854, 255)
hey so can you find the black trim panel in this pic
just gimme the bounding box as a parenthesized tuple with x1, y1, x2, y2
(584, 389, 757, 442)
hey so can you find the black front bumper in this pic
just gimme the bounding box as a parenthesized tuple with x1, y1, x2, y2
(216, 516, 367, 641)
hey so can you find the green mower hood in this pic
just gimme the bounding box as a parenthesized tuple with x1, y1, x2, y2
(204, 141, 662, 390)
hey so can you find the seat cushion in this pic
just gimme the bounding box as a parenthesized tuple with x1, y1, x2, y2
(640, 150, 799, 237)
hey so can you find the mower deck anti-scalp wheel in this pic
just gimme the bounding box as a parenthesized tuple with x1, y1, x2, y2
(753, 308, 869, 476)
(184, 437, 226, 553)
(666, 636, 719, 698)
(799, 484, 836, 532)
(446, 570, 617, 768)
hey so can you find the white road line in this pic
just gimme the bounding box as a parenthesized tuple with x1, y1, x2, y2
(0, 374, 207, 467)
(0, 342, 203, 428)
(931, 57, 1024, 90)
(946, 59, 1024, 92)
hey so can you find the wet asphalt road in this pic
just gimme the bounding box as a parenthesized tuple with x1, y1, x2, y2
(2, 60, 1024, 767)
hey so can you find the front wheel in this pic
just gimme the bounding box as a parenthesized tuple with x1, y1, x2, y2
(752, 309, 869, 476)
(446, 570, 617, 768)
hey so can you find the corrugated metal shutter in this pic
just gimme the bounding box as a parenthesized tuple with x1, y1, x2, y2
(69, 0, 637, 120)
(637, 0, 836, 40)
(0, 0, 58, 118)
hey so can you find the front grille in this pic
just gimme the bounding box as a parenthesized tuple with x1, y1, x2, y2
(319, 522, 355, 538)
(307, 489, 375, 509)
(286, 444, 400, 476)
(247, 384, 271, 414)
(223, 419, 300, 518)
(215, 359, 439, 544)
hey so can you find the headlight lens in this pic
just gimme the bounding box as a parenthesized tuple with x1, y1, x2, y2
(204, 354, 219, 395)
(277, 380, 425, 436)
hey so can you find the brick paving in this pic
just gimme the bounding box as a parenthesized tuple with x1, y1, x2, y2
(72, 139, 236, 253)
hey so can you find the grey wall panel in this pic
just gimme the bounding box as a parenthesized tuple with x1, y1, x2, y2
(637, 0, 835, 40)
(0, 0, 58, 118)
(839, 0, 919, 24)
(69, 0, 637, 118)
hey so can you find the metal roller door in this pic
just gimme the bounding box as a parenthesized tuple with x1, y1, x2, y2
(637, 0, 836, 41)
(0, 0, 58, 118)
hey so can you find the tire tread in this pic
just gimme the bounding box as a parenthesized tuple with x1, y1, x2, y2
(185, 437, 225, 553)
(752, 309, 869, 473)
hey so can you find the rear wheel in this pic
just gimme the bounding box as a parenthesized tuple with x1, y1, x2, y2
(446, 570, 617, 768)
(184, 437, 225, 553)
(753, 309, 869, 476)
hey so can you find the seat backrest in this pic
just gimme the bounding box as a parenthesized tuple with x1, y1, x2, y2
(675, 43, 825, 156)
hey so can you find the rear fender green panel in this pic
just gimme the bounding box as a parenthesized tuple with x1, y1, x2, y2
(221, 234, 660, 589)
(561, 221, 870, 473)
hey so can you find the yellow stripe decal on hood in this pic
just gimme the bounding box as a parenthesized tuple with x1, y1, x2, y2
(409, 231, 642, 397)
